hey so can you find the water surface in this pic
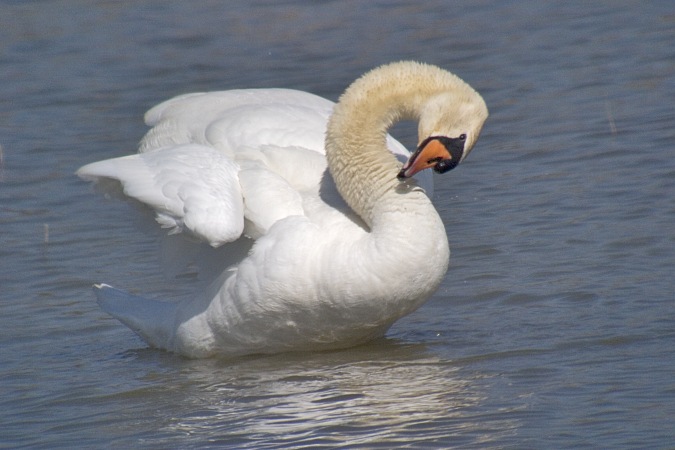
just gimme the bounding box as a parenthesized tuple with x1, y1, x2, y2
(1, 1, 674, 448)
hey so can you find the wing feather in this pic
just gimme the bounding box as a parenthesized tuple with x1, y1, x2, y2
(78, 144, 243, 247)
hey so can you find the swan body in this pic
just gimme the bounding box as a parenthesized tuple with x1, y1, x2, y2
(78, 61, 488, 358)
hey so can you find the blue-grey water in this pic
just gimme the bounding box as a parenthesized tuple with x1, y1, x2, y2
(1, 1, 674, 448)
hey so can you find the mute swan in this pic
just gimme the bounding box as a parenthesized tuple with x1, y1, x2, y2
(78, 61, 488, 358)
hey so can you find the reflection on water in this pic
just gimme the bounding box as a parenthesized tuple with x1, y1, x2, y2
(146, 343, 516, 447)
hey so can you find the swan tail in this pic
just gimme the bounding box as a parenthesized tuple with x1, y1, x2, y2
(93, 284, 178, 351)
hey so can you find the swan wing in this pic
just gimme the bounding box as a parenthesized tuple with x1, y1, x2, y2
(138, 88, 432, 194)
(77, 144, 244, 247)
(140, 89, 333, 154)
(78, 89, 432, 247)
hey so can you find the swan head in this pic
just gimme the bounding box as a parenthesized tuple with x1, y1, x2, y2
(398, 90, 488, 179)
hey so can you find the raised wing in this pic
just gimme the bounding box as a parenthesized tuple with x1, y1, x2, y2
(78, 88, 432, 248)
(77, 144, 243, 247)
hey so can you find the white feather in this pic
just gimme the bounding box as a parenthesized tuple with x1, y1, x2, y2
(78, 144, 243, 247)
(78, 61, 488, 358)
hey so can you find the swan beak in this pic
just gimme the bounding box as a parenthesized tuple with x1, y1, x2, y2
(397, 136, 465, 179)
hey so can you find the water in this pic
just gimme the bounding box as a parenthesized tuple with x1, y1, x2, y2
(1, 1, 674, 448)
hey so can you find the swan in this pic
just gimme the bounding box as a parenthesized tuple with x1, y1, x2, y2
(77, 61, 488, 358)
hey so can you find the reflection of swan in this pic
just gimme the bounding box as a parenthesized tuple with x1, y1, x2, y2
(78, 61, 488, 358)
(159, 346, 503, 447)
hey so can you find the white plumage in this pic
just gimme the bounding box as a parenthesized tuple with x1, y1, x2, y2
(78, 61, 488, 358)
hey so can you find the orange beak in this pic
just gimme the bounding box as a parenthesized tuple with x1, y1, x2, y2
(397, 136, 466, 179)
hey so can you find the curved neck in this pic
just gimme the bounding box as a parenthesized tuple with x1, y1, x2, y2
(325, 62, 469, 226)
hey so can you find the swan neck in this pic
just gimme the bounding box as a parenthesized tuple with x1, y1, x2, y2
(325, 72, 434, 226)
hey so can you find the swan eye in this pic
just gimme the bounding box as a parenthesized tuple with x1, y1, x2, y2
(459, 134, 467, 141)
(434, 159, 459, 174)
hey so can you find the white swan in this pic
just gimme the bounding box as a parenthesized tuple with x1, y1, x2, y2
(77, 61, 488, 358)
